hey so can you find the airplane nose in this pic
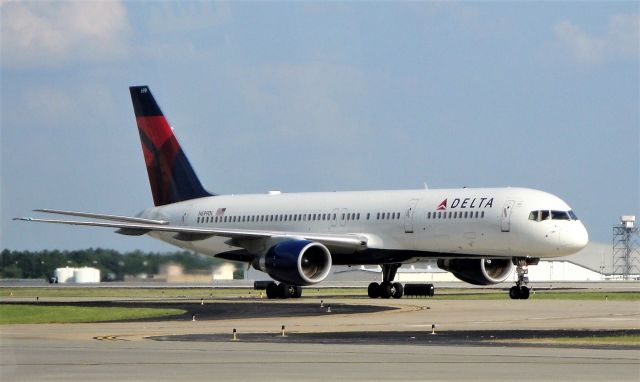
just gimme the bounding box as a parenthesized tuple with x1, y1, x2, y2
(560, 223, 589, 253)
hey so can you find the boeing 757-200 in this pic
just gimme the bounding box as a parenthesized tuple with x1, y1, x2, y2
(15, 86, 589, 299)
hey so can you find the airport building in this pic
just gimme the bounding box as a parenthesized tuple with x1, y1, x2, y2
(53, 267, 101, 283)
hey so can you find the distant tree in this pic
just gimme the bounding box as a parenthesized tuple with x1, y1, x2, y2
(0, 248, 236, 280)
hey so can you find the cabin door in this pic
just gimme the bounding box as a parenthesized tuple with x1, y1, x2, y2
(500, 200, 515, 232)
(404, 199, 420, 233)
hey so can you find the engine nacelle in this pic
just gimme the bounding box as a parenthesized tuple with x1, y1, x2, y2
(437, 258, 513, 285)
(252, 240, 332, 286)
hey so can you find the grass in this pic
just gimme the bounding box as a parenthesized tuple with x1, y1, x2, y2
(0, 304, 185, 325)
(494, 334, 640, 346)
(430, 291, 640, 301)
(1, 287, 639, 301)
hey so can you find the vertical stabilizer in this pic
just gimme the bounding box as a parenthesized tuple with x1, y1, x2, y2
(129, 86, 212, 206)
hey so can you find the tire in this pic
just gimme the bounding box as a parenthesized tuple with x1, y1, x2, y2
(379, 282, 393, 299)
(266, 282, 278, 299)
(509, 286, 520, 299)
(520, 287, 530, 300)
(392, 282, 404, 299)
(277, 283, 291, 299)
(292, 286, 303, 298)
(426, 284, 435, 297)
(367, 282, 380, 298)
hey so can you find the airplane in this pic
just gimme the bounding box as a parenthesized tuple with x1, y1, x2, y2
(15, 86, 589, 300)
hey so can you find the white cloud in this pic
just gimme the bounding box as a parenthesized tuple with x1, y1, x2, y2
(1, 1, 130, 68)
(554, 13, 639, 64)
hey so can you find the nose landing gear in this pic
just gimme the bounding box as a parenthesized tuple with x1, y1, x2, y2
(510, 257, 539, 299)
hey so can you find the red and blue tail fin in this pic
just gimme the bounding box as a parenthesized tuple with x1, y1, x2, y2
(129, 86, 213, 206)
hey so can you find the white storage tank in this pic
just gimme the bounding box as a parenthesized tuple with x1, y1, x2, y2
(73, 267, 101, 283)
(54, 267, 75, 283)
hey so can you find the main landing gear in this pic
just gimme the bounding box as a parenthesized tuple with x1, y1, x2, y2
(265, 282, 302, 299)
(368, 264, 403, 298)
(367, 264, 435, 299)
(509, 257, 539, 300)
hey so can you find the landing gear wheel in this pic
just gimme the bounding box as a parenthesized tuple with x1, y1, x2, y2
(392, 282, 404, 299)
(277, 283, 291, 299)
(509, 286, 531, 300)
(509, 286, 520, 299)
(379, 282, 393, 299)
(266, 282, 278, 299)
(291, 286, 303, 298)
(367, 282, 380, 299)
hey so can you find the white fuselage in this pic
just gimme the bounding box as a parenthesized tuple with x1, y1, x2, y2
(140, 187, 588, 265)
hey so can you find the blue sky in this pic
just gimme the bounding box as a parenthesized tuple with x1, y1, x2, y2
(2, 1, 638, 252)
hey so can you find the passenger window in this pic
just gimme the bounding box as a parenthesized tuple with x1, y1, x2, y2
(357, 213, 361, 220)
(437, 212, 441, 219)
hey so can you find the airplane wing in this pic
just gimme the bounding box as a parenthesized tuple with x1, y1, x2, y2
(33, 209, 170, 225)
(14, 213, 368, 251)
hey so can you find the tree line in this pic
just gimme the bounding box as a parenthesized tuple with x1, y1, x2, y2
(0, 248, 241, 281)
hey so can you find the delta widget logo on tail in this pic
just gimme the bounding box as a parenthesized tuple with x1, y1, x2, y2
(437, 199, 447, 210)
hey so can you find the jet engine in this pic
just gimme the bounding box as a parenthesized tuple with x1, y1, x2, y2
(252, 240, 332, 286)
(437, 258, 513, 285)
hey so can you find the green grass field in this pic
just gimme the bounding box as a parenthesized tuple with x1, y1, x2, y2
(0, 304, 185, 325)
(1, 287, 639, 300)
(494, 334, 640, 346)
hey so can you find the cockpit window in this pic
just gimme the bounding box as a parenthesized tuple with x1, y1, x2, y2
(529, 209, 578, 222)
(551, 210, 570, 220)
(540, 210, 550, 221)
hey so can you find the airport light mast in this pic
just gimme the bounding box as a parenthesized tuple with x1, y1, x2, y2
(612, 215, 640, 280)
